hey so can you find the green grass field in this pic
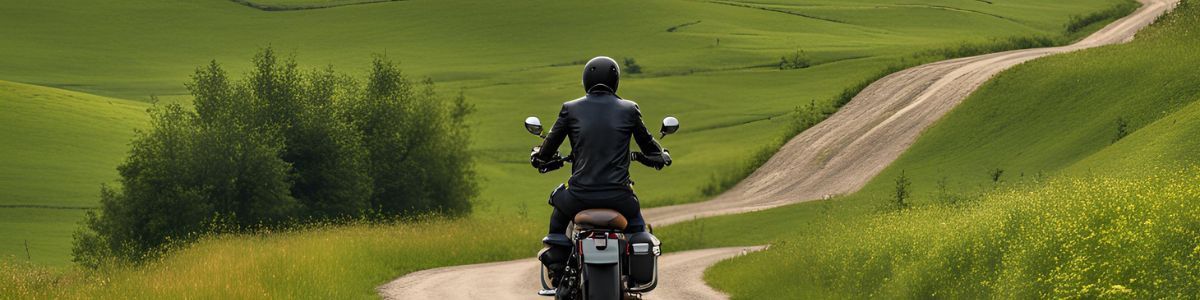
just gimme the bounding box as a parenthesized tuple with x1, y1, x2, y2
(650, 2, 1200, 297)
(0, 0, 1127, 266)
(0, 81, 148, 266)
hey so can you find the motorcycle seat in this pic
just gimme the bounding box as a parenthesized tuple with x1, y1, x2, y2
(573, 209, 628, 230)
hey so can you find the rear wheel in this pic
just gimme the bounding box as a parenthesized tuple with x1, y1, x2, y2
(583, 263, 621, 300)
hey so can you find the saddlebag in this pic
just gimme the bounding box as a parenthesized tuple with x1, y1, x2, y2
(626, 232, 661, 286)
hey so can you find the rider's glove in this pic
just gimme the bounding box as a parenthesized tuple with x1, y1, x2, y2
(538, 159, 565, 173)
(632, 150, 671, 170)
(531, 146, 564, 173)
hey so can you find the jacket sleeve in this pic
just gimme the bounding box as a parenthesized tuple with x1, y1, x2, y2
(631, 103, 664, 155)
(534, 104, 570, 161)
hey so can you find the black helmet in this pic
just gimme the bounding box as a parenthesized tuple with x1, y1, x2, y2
(582, 56, 619, 94)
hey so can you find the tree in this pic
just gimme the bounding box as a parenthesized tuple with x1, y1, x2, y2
(73, 101, 296, 265)
(345, 58, 476, 215)
(241, 49, 372, 219)
(73, 49, 477, 265)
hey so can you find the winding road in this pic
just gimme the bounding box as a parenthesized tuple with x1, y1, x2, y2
(379, 1, 1177, 298)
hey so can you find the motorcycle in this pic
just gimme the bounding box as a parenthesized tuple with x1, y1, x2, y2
(523, 115, 679, 300)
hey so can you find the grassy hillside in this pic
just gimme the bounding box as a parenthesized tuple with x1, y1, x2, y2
(0, 81, 148, 207)
(0, 81, 148, 265)
(0, 0, 1127, 265)
(651, 1, 1200, 298)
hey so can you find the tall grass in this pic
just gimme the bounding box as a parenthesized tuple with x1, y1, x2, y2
(1066, 1, 1141, 34)
(708, 167, 1200, 298)
(1, 216, 542, 298)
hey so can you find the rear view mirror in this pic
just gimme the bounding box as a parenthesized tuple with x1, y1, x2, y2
(660, 117, 679, 138)
(525, 116, 544, 137)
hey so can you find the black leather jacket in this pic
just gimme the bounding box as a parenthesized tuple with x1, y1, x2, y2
(533, 91, 668, 197)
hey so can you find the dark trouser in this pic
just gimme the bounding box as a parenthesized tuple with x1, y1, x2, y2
(547, 184, 646, 235)
(541, 184, 645, 284)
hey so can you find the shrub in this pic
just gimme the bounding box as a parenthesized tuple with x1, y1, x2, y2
(917, 36, 1061, 61)
(623, 57, 642, 74)
(893, 171, 911, 209)
(346, 59, 476, 215)
(790, 100, 826, 135)
(1113, 117, 1130, 143)
(1066, 1, 1139, 34)
(778, 50, 812, 70)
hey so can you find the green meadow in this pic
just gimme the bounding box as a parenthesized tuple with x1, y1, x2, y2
(0, 0, 1128, 267)
(653, 1, 1200, 297)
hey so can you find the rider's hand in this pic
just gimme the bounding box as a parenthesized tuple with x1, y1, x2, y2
(632, 151, 670, 170)
(538, 159, 565, 173)
(532, 146, 566, 172)
(530, 147, 546, 169)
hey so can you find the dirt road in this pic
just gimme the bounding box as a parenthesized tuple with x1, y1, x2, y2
(379, 1, 1176, 298)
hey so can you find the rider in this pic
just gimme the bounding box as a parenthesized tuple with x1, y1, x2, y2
(532, 56, 672, 282)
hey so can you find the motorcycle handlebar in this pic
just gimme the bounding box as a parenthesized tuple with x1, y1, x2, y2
(533, 147, 670, 173)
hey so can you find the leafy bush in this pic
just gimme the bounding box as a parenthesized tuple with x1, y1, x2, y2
(892, 171, 911, 210)
(1066, 1, 1140, 34)
(347, 59, 477, 215)
(778, 50, 812, 70)
(72, 48, 476, 266)
(790, 100, 825, 135)
(1113, 117, 1130, 143)
(989, 168, 1005, 183)
(623, 57, 642, 74)
(920, 35, 1062, 62)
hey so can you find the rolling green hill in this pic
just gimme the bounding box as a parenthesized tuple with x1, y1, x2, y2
(0, 0, 1126, 265)
(0, 81, 148, 207)
(0, 81, 148, 265)
(653, 1, 1200, 297)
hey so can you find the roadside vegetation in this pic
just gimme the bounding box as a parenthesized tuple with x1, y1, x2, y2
(657, 1, 1200, 297)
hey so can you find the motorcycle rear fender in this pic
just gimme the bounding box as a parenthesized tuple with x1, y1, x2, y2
(581, 236, 620, 264)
